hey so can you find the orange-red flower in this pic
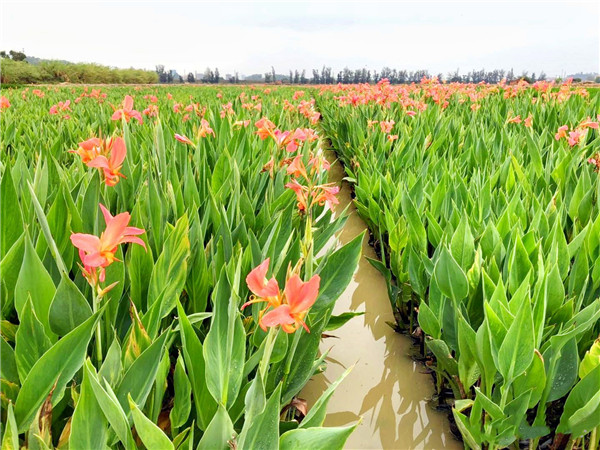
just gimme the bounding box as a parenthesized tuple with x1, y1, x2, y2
(524, 115, 533, 128)
(70, 137, 103, 164)
(175, 133, 194, 145)
(555, 125, 568, 140)
(312, 184, 340, 211)
(0, 96, 10, 109)
(261, 274, 320, 333)
(72, 137, 127, 186)
(70, 204, 145, 283)
(255, 117, 276, 140)
(197, 118, 215, 138)
(579, 117, 599, 130)
(286, 179, 309, 212)
(112, 95, 143, 124)
(507, 115, 521, 124)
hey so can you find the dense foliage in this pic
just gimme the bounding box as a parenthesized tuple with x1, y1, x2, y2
(0, 85, 360, 449)
(0, 59, 158, 84)
(317, 79, 600, 449)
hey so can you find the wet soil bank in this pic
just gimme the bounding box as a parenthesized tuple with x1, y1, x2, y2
(301, 154, 461, 450)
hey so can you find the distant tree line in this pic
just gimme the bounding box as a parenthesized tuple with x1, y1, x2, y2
(156, 65, 243, 84)
(277, 66, 549, 84)
(0, 50, 158, 84)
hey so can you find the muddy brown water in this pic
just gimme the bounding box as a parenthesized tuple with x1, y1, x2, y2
(301, 155, 461, 450)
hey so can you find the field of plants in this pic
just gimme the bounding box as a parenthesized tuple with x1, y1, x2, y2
(0, 79, 599, 450)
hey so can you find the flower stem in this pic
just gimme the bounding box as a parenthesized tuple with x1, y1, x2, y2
(93, 292, 103, 368)
(259, 327, 279, 379)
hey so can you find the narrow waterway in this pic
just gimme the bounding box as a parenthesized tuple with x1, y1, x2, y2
(302, 154, 461, 450)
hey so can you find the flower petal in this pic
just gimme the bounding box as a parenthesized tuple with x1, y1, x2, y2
(70, 233, 101, 253)
(260, 305, 294, 329)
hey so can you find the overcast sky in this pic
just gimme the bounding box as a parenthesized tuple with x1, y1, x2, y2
(2, 0, 598, 78)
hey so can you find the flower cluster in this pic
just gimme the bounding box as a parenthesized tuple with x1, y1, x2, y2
(285, 154, 339, 213)
(254, 117, 317, 152)
(70, 203, 145, 290)
(70, 136, 127, 186)
(242, 258, 320, 333)
(112, 95, 143, 124)
(49, 100, 71, 119)
(555, 117, 599, 147)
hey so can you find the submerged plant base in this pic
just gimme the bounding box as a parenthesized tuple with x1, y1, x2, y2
(301, 155, 460, 449)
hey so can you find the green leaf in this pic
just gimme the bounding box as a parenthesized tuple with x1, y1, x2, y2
(558, 364, 600, 437)
(203, 267, 245, 408)
(300, 365, 352, 429)
(0, 337, 19, 384)
(83, 360, 135, 450)
(1, 402, 19, 450)
(196, 405, 235, 450)
(70, 360, 108, 450)
(14, 298, 52, 384)
(451, 213, 475, 270)
(1, 167, 23, 259)
(433, 247, 468, 304)
(170, 352, 192, 429)
(15, 233, 56, 340)
(176, 301, 216, 430)
(238, 384, 281, 450)
(280, 425, 357, 450)
(146, 214, 190, 337)
(14, 308, 103, 432)
(116, 330, 169, 411)
(497, 294, 534, 382)
(313, 232, 363, 313)
(323, 312, 364, 332)
(128, 394, 174, 450)
(48, 273, 92, 336)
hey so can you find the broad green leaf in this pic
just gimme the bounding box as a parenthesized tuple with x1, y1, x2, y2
(15, 233, 56, 340)
(279, 425, 357, 450)
(15, 298, 52, 383)
(14, 308, 103, 432)
(70, 361, 107, 450)
(128, 394, 174, 450)
(498, 294, 534, 382)
(196, 405, 235, 450)
(48, 273, 92, 336)
(433, 247, 468, 304)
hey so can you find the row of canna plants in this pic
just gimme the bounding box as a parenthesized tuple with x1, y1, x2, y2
(0, 85, 361, 449)
(317, 80, 600, 449)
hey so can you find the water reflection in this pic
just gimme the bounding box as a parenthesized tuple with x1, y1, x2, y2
(301, 156, 460, 449)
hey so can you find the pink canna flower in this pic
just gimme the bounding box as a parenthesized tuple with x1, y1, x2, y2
(0, 96, 10, 109)
(255, 117, 276, 140)
(111, 95, 143, 124)
(388, 134, 399, 142)
(524, 115, 533, 128)
(70, 137, 103, 164)
(197, 118, 215, 138)
(312, 184, 340, 212)
(579, 117, 599, 130)
(286, 179, 309, 212)
(70, 204, 145, 284)
(261, 274, 320, 333)
(49, 100, 71, 115)
(567, 130, 584, 147)
(379, 120, 395, 133)
(245, 258, 280, 300)
(80, 137, 127, 186)
(507, 115, 521, 124)
(555, 125, 569, 140)
(287, 155, 308, 179)
(175, 133, 194, 145)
